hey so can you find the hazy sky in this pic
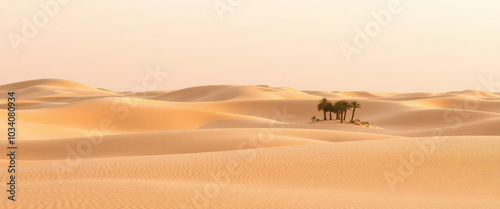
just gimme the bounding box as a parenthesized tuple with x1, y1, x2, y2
(1, 0, 499, 92)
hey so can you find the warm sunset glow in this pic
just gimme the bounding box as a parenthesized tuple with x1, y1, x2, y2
(1, 0, 498, 92)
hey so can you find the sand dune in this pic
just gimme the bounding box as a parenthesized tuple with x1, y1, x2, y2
(1, 137, 498, 209)
(407, 97, 500, 113)
(337, 91, 393, 98)
(149, 85, 319, 102)
(0, 79, 115, 99)
(14, 129, 404, 161)
(442, 90, 500, 98)
(0, 79, 100, 92)
(0, 79, 499, 208)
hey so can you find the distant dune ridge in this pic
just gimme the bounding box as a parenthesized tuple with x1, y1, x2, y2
(1, 79, 499, 209)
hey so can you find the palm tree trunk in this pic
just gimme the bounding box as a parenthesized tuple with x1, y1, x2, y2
(323, 111, 327, 120)
(340, 111, 344, 123)
(343, 110, 347, 121)
(351, 108, 356, 122)
(329, 112, 332, 120)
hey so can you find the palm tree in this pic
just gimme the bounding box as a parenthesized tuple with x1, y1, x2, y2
(344, 102, 352, 121)
(333, 102, 341, 120)
(350, 101, 361, 122)
(325, 102, 334, 120)
(337, 100, 352, 123)
(317, 98, 330, 120)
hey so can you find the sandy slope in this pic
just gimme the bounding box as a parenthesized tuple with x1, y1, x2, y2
(0, 79, 499, 209)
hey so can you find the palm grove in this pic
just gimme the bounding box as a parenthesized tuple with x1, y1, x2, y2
(314, 98, 361, 123)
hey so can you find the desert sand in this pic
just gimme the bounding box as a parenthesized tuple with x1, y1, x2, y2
(1, 79, 499, 209)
